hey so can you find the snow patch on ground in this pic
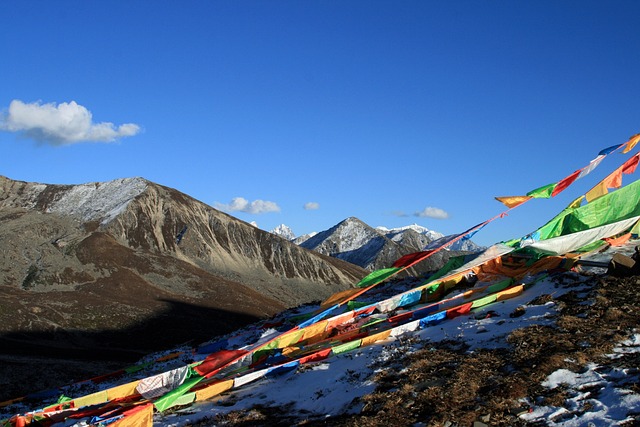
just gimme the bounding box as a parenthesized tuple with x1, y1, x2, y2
(521, 332, 640, 426)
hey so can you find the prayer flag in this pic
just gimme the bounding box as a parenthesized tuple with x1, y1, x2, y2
(495, 196, 532, 208)
(527, 183, 557, 199)
(622, 153, 640, 174)
(551, 170, 581, 197)
(392, 250, 434, 268)
(603, 168, 623, 190)
(566, 195, 584, 210)
(599, 144, 624, 156)
(622, 133, 640, 154)
(578, 155, 605, 178)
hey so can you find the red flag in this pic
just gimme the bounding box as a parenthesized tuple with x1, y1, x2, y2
(446, 302, 473, 319)
(551, 170, 581, 197)
(299, 348, 332, 364)
(392, 250, 434, 268)
(622, 153, 640, 174)
(194, 349, 249, 376)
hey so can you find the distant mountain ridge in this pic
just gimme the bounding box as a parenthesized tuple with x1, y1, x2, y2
(270, 218, 483, 273)
(375, 223, 444, 243)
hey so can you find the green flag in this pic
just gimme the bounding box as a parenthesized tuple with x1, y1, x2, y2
(527, 182, 557, 199)
(355, 267, 401, 288)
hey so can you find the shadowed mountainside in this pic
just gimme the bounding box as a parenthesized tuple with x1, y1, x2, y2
(0, 299, 262, 402)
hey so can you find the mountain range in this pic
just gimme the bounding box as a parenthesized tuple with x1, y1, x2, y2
(270, 218, 483, 273)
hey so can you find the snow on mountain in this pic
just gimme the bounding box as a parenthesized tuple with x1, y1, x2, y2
(47, 177, 149, 224)
(268, 224, 317, 245)
(379, 224, 484, 252)
(270, 224, 296, 240)
(299, 217, 449, 275)
(450, 238, 484, 252)
(0, 176, 149, 225)
(299, 217, 393, 270)
(305, 217, 379, 254)
(292, 232, 317, 245)
(297, 218, 482, 272)
(269, 219, 482, 272)
(376, 223, 444, 242)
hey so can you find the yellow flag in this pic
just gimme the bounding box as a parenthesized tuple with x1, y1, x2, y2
(106, 380, 141, 400)
(566, 195, 584, 209)
(195, 379, 233, 402)
(72, 390, 108, 408)
(494, 195, 532, 208)
(586, 181, 608, 202)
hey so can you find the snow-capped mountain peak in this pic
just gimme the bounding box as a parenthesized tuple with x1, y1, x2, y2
(376, 223, 445, 241)
(270, 224, 296, 240)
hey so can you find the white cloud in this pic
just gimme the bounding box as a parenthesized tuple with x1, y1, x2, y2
(303, 202, 320, 210)
(390, 210, 409, 217)
(0, 99, 141, 145)
(215, 197, 281, 214)
(415, 207, 449, 219)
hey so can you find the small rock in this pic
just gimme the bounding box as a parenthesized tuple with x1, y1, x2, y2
(510, 306, 526, 318)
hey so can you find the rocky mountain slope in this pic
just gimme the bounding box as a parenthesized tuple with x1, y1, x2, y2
(0, 176, 365, 361)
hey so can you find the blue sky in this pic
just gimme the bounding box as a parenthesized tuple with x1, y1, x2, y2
(1, 1, 639, 246)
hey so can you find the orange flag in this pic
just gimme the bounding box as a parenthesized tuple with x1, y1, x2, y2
(495, 195, 532, 208)
(586, 166, 623, 202)
(603, 168, 623, 190)
(586, 152, 640, 202)
(622, 133, 640, 154)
